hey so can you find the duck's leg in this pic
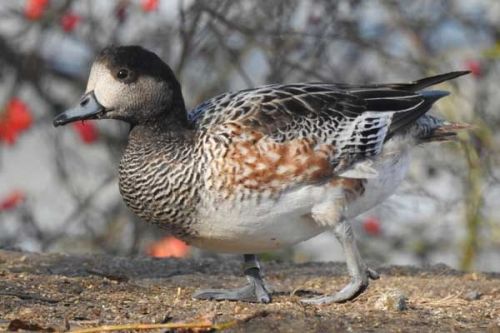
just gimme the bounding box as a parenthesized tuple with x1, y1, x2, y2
(301, 220, 379, 305)
(193, 254, 272, 303)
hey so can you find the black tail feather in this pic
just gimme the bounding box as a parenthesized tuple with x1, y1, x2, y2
(384, 72, 469, 140)
(404, 71, 471, 91)
(386, 90, 456, 140)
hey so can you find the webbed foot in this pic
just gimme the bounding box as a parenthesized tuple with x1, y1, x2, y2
(193, 254, 272, 303)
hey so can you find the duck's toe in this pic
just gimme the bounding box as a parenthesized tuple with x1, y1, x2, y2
(193, 281, 271, 303)
(300, 279, 367, 305)
(300, 267, 379, 305)
(193, 254, 272, 303)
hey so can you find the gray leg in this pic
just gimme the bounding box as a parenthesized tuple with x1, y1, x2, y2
(193, 254, 272, 303)
(301, 221, 379, 305)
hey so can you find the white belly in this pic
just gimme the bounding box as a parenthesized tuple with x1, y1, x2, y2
(191, 185, 331, 253)
(191, 145, 411, 254)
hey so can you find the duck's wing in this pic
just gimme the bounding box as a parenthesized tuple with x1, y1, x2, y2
(189, 71, 467, 176)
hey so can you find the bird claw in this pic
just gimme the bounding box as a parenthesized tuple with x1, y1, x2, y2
(367, 267, 380, 280)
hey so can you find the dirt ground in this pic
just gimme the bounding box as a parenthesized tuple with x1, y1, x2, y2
(0, 249, 499, 332)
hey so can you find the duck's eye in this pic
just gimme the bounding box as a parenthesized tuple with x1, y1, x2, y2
(117, 69, 129, 80)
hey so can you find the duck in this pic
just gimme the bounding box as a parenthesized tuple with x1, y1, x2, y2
(53, 45, 470, 304)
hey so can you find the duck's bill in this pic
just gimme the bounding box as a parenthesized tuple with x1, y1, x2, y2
(53, 91, 105, 127)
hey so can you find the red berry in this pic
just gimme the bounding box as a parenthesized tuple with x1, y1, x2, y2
(0, 97, 32, 145)
(0, 124, 18, 145)
(363, 217, 381, 236)
(0, 191, 25, 211)
(115, 0, 129, 22)
(465, 59, 482, 78)
(60, 12, 81, 33)
(7, 98, 32, 131)
(147, 237, 189, 258)
(141, 0, 158, 12)
(24, 0, 49, 20)
(72, 121, 99, 144)
(34, 0, 49, 6)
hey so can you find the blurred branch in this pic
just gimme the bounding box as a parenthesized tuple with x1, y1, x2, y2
(175, 0, 203, 77)
(460, 139, 484, 271)
(206, 21, 254, 87)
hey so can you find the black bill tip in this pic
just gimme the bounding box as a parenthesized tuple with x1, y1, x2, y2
(53, 112, 73, 127)
(53, 91, 104, 127)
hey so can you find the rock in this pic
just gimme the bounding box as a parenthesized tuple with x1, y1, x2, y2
(374, 290, 408, 311)
(464, 290, 482, 301)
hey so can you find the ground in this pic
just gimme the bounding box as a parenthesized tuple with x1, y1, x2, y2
(0, 249, 499, 332)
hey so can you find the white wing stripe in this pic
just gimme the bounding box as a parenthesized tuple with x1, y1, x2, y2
(366, 99, 424, 113)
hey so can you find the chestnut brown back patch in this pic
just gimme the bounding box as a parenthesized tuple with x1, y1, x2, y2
(212, 124, 335, 195)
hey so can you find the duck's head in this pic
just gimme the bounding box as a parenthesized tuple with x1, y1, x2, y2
(53, 45, 186, 127)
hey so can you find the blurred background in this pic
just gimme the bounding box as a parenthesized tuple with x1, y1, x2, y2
(0, 0, 499, 272)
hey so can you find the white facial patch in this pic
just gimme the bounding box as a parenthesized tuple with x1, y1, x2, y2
(85, 62, 127, 110)
(84, 61, 172, 120)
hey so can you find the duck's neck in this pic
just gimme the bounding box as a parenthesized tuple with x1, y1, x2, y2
(119, 116, 201, 237)
(127, 118, 196, 161)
